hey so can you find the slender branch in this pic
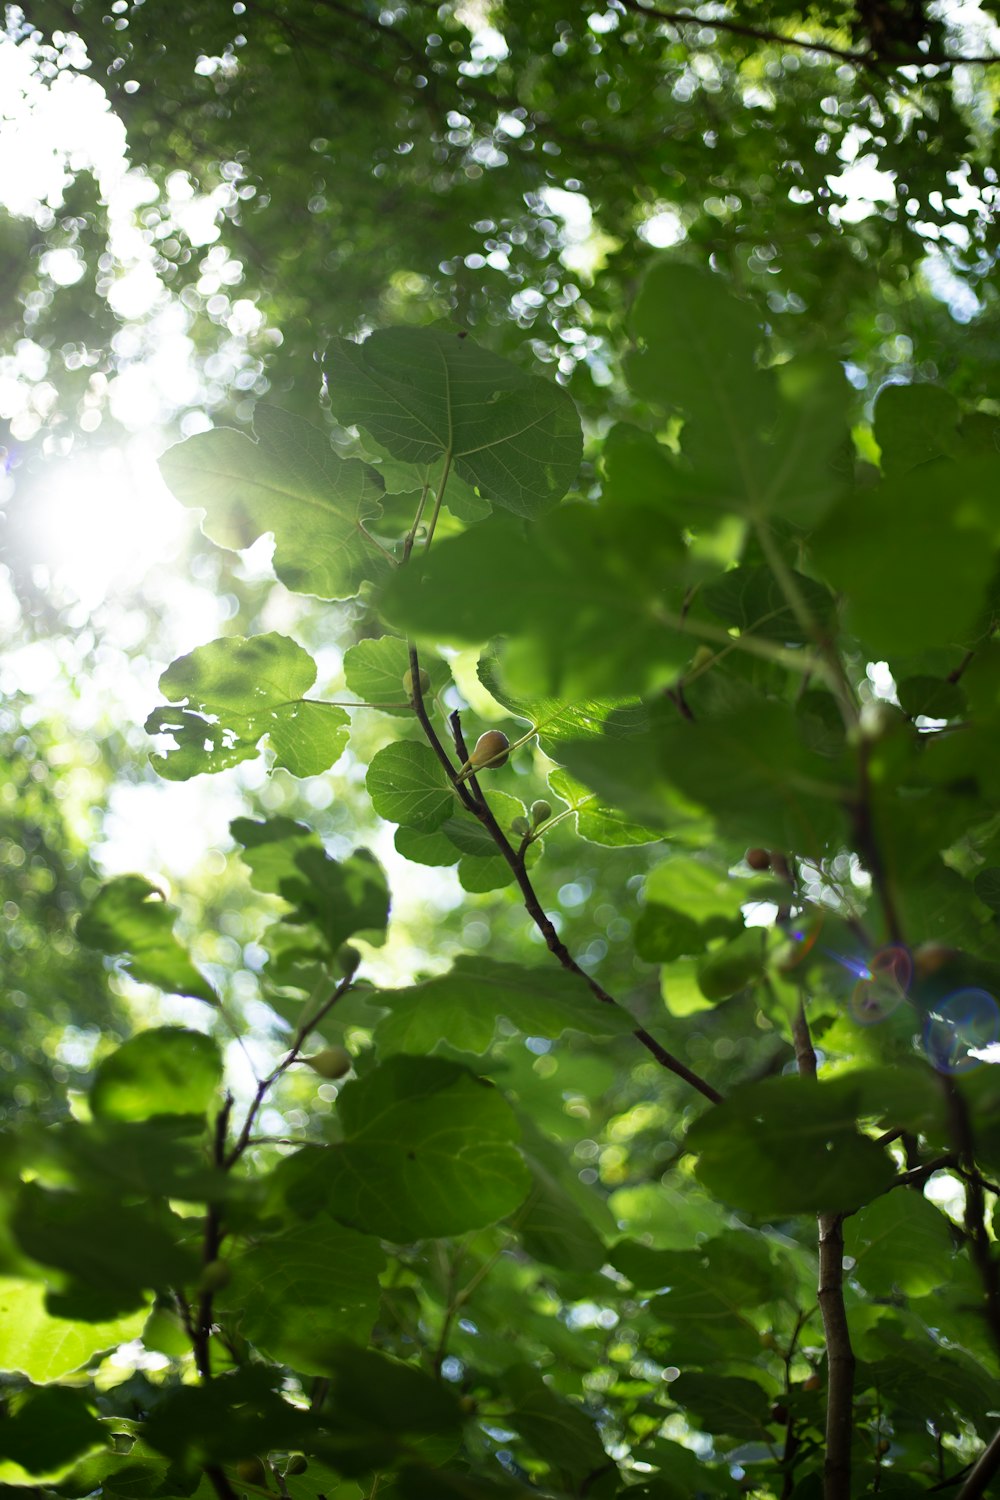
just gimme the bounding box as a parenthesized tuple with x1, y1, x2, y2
(192, 1096, 234, 1382)
(615, 0, 1000, 68)
(956, 1426, 1000, 1500)
(852, 736, 904, 946)
(792, 996, 855, 1500)
(204, 1466, 239, 1500)
(447, 710, 722, 1103)
(942, 1078, 1000, 1361)
(818, 1212, 855, 1500)
(226, 973, 356, 1167)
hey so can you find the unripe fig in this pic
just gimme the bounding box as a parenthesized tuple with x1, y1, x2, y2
(691, 645, 715, 672)
(469, 730, 509, 770)
(336, 942, 361, 977)
(914, 942, 958, 978)
(511, 816, 530, 838)
(306, 1045, 352, 1080)
(198, 1258, 231, 1293)
(802, 1373, 821, 1392)
(769, 1403, 789, 1425)
(236, 1457, 267, 1486)
(530, 800, 552, 826)
(745, 847, 770, 871)
(876, 1439, 890, 1456)
(284, 1455, 308, 1475)
(403, 666, 430, 698)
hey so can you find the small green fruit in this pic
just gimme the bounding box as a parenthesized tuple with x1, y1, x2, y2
(469, 730, 510, 770)
(284, 1454, 308, 1475)
(236, 1456, 267, 1486)
(403, 666, 431, 698)
(336, 942, 361, 977)
(511, 816, 530, 837)
(198, 1259, 231, 1294)
(530, 799, 552, 826)
(306, 1046, 352, 1080)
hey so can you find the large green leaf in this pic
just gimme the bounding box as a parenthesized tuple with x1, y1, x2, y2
(225, 1220, 386, 1374)
(685, 1076, 898, 1216)
(343, 635, 451, 716)
(89, 1027, 222, 1122)
(0, 1279, 148, 1382)
(478, 643, 650, 755)
(278, 1055, 530, 1240)
(143, 1368, 316, 1466)
(366, 740, 455, 830)
(547, 768, 663, 847)
(501, 1363, 607, 1481)
(77, 876, 216, 1004)
(158, 405, 391, 599)
(626, 264, 847, 523)
(233, 818, 389, 952)
(0, 1384, 106, 1484)
(701, 565, 837, 645)
(325, 326, 581, 519)
(371, 956, 632, 1056)
(12, 1184, 198, 1311)
(147, 632, 349, 780)
(844, 1190, 956, 1299)
(382, 508, 690, 697)
(670, 1372, 771, 1441)
(873, 382, 961, 476)
(812, 458, 1000, 654)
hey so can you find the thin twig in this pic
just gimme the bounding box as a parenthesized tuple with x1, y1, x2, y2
(956, 1426, 1000, 1499)
(615, 0, 1000, 68)
(942, 1078, 1000, 1359)
(447, 709, 722, 1103)
(226, 973, 356, 1167)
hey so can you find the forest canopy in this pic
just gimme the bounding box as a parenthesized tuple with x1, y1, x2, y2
(4, 3, 1000, 1500)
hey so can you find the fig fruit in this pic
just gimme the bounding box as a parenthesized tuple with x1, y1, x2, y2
(306, 1046, 352, 1080)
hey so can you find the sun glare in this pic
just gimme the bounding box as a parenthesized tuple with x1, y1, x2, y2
(20, 442, 191, 610)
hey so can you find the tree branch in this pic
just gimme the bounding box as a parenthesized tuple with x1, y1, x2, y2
(792, 995, 854, 1500)
(447, 709, 722, 1104)
(615, 0, 1000, 69)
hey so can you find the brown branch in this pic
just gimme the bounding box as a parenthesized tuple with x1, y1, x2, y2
(615, 0, 1000, 69)
(204, 1466, 239, 1500)
(956, 1426, 1000, 1500)
(192, 1096, 234, 1383)
(818, 1212, 855, 1500)
(446, 708, 722, 1104)
(942, 1078, 1000, 1361)
(791, 996, 855, 1500)
(226, 973, 356, 1167)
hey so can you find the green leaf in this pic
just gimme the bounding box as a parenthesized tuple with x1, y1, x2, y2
(637, 857, 745, 962)
(973, 867, 1000, 914)
(873, 382, 961, 477)
(367, 740, 455, 830)
(548, 768, 663, 847)
(844, 1191, 956, 1298)
(325, 326, 581, 519)
(895, 674, 966, 719)
(147, 632, 349, 779)
(77, 876, 216, 1004)
(696, 929, 765, 1001)
(316, 1344, 465, 1473)
(371, 956, 632, 1056)
(278, 1055, 530, 1240)
(501, 1363, 606, 1481)
(702, 565, 837, 645)
(478, 643, 650, 755)
(812, 459, 1000, 654)
(143, 1368, 315, 1466)
(232, 822, 390, 953)
(343, 635, 451, 716)
(382, 509, 690, 699)
(225, 1220, 386, 1374)
(670, 1372, 771, 1441)
(0, 1384, 106, 1483)
(89, 1027, 223, 1122)
(12, 1183, 197, 1311)
(685, 1076, 898, 1216)
(517, 1128, 608, 1273)
(158, 404, 391, 599)
(627, 264, 847, 524)
(0, 1278, 148, 1381)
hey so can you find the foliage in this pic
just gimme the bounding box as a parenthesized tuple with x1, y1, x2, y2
(5, 7, 1000, 1500)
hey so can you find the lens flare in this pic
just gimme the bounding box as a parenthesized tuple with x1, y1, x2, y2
(849, 975, 905, 1026)
(923, 989, 1000, 1075)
